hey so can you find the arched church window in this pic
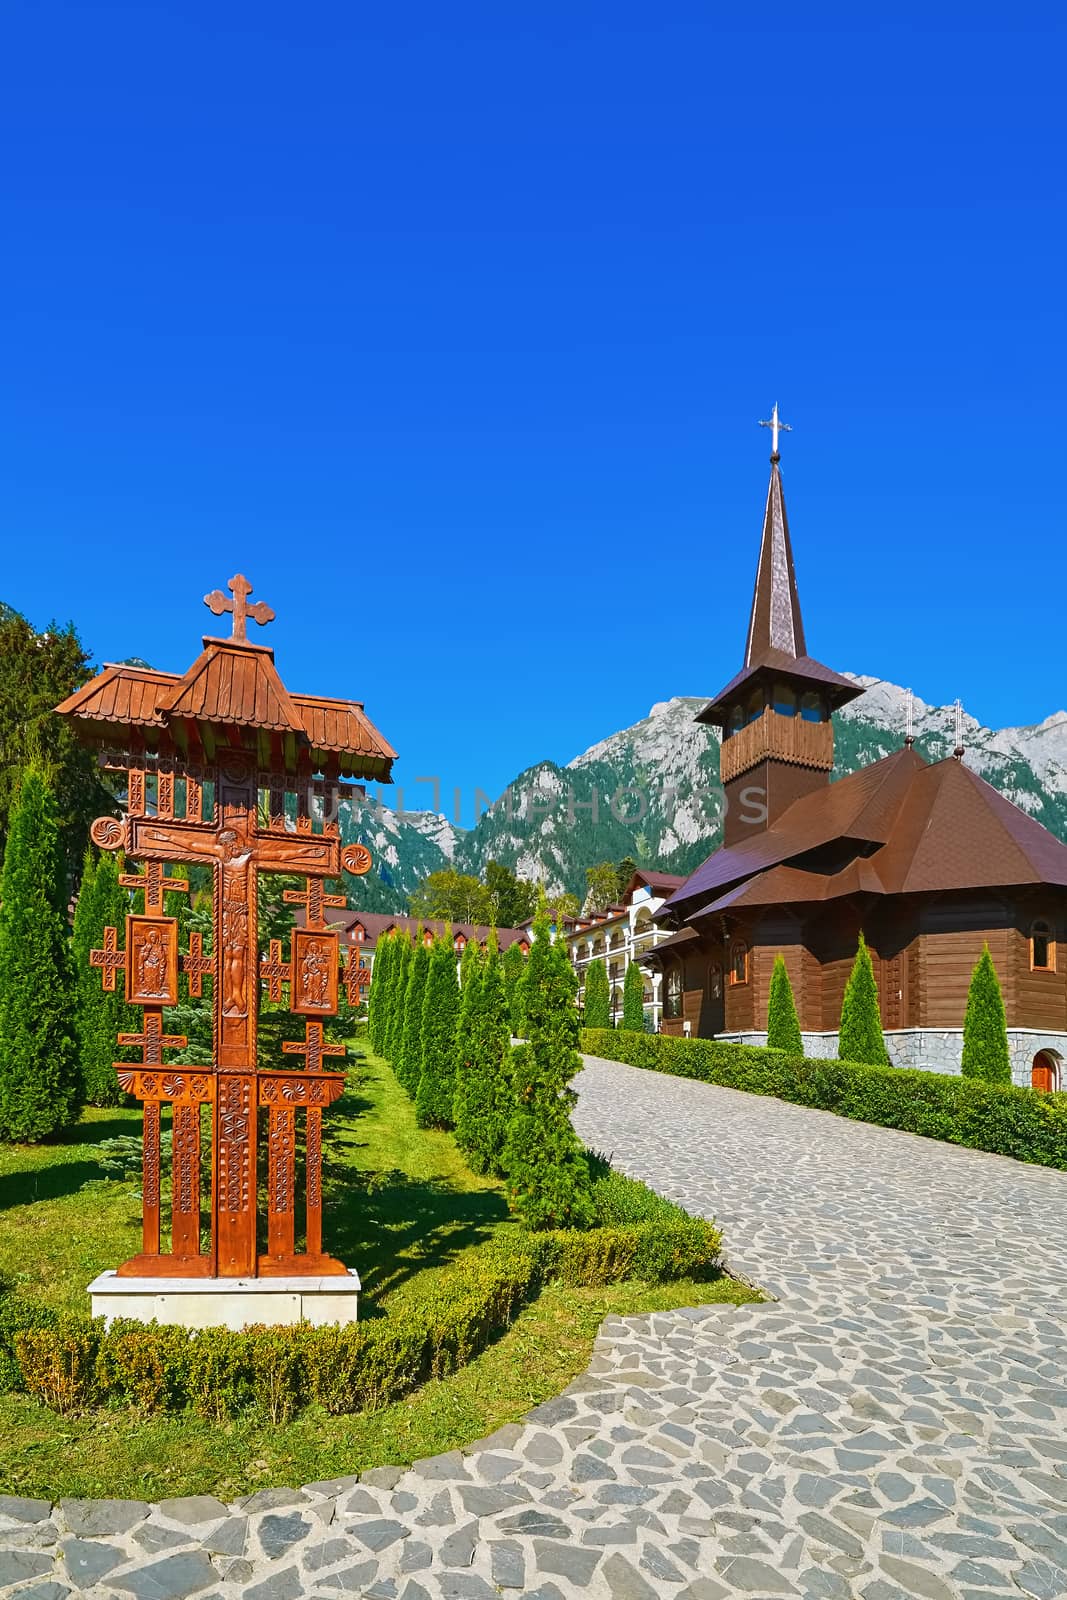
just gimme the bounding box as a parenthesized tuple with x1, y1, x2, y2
(665, 967, 683, 1019)
(800, 691, 824, 724)
(729, 704, 744, 735)
(729, 942, 749, 986)
(746, 687, 764, 724)
(1031, 920, 1055, 972)
(773, 683, 797, 717)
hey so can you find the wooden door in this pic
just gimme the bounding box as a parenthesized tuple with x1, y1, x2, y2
(1032, 1052, 1057, 1093)
(882, 951, 906, 1030)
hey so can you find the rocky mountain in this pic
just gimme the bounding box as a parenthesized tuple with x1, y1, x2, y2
(343, 676, 1067, 908)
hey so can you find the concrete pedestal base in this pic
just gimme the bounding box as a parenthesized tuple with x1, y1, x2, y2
(88, 1269, 361, 1330)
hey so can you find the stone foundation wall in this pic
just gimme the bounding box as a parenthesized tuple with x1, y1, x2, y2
(717, 1028, 1067, 1089)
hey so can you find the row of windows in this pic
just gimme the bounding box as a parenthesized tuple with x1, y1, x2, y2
(727, 684, 827, 734)
(660, 922, 1059, 1018)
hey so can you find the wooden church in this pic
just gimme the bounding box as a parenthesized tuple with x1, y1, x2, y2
(647, 413, 1067, 1090)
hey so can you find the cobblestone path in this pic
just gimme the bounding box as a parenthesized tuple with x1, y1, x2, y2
(3, 1055, 1066, 1600)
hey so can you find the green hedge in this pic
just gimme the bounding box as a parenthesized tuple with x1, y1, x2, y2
(582, 1028, 1067, 1171)
(0, 1204, 721, 1419)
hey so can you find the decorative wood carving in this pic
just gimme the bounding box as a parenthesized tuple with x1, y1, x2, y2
(126, 916, 179, 1007)
(61, 574, 385, 1281)
(89, 925, 124, 992)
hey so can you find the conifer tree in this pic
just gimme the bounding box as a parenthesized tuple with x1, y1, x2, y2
(396, 935, 431, 1096)
(502, 907, 595, 1229)
(368, 929, 392, 1051)
(621, 960, 645, 1031)
(502, 940, 527, 1037)
(452, 938, 485, 1157)
(386, 934, 412, 1063)
(473, 930, 515, 1174)
(961, 944, 1012, 1084)
(582, 957, 611, 1029)
(766, 953, 803, 1055)
(838, 933, 889, 1066)
(72, 847, 137, 1104)
(0, 767, 82, 1141)
(416, 932, 461, 1128)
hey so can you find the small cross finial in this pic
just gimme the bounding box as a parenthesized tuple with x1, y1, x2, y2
(953, 698, 965, 761)
(905, 689, 914, 748)
(204, 574, 276, 642)
(758, 402, 792, 459)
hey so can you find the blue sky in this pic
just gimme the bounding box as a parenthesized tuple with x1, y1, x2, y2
(2, 3, 1064, 824)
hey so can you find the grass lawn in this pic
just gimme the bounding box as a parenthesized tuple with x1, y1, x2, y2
(0, 1042, 757, 1500)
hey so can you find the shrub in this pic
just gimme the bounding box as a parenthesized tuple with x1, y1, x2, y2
(13, 1316, 100, 1412)
(367, 929, 392, 1053)
(454, 931, 512, 1175)
(0, 766, 82, 1141)
(961, 945, 1012, 1085)
(503, 908, 596, 1230)
(838, 933, 889, 1067)
(396, 936, 431, 1096)
(386, 935, 413, 1065)
(583, 1027, 1067, 1171)
(415, 933, 461, 1128)
(451, 937, 484, 1155)
(621, 962, 644, 1032)
(1, 1164, 722, 1421)
(766, 953, 802, 1055)
(502, 941, 526, 1036)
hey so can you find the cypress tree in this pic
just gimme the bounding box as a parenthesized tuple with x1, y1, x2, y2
(368, 929, 391, 1052)
(961, 944, 1012, 1084)
(621, 961, 645, 1031)
(416, 932, 461, 1128)
(72, 847, 137, 1105)
(396, 935, 431, 1096)
(502, 908, 595, 1229)
(0, 767, 82, 1141)
(385, 934, 412, 1063)
(766, 953, 803, 1055)
(838, 933, 889, 1066)
(452, 938, 485, 1157)
(502, 940, 526, 1036)
(583, 957, 611, 1029)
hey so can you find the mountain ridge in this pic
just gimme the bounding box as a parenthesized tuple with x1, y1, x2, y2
(340, 675, 1067, 908)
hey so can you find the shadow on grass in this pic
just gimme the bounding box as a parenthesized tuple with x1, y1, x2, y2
(326, 1170, 511, 1311)
(0, 1162, 123, 1211)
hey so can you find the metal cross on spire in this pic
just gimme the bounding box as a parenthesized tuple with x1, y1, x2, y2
(204, 574, 276, 641)
(759, 402, 792, 458)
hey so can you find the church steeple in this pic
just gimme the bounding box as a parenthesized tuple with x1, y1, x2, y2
(744, 449, 806, 667)
(697, 411, 863, 847)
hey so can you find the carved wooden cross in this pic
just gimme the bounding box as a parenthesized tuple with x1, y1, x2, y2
(90, 926, 124, 992)
(283, 877, 346, 931)
(118, 1010, 187, 1066)
(282, 1020, 345, 1073)
(203, 574, 276, 642)
(181, 932, 215, 999)
(260, 938, 291, 1004)
(343, 951, 371, 1008)
(120, 859, 189, 916)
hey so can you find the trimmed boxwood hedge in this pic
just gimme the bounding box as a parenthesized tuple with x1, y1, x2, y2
(582, 1028, 1067, 1172)
(0, 1202, 722, 1419)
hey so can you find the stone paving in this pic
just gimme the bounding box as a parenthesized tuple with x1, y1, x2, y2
(3, 1054, 1067, 1600)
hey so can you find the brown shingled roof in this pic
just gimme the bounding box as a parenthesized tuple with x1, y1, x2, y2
(665, 746, 1067, 924)
(294, 906, 530, 951)
(56, 639, 396, 779)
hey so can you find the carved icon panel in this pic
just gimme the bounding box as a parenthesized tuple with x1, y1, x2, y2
(126, 916, 179, 1007)
(291, 929, 339, 1015)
